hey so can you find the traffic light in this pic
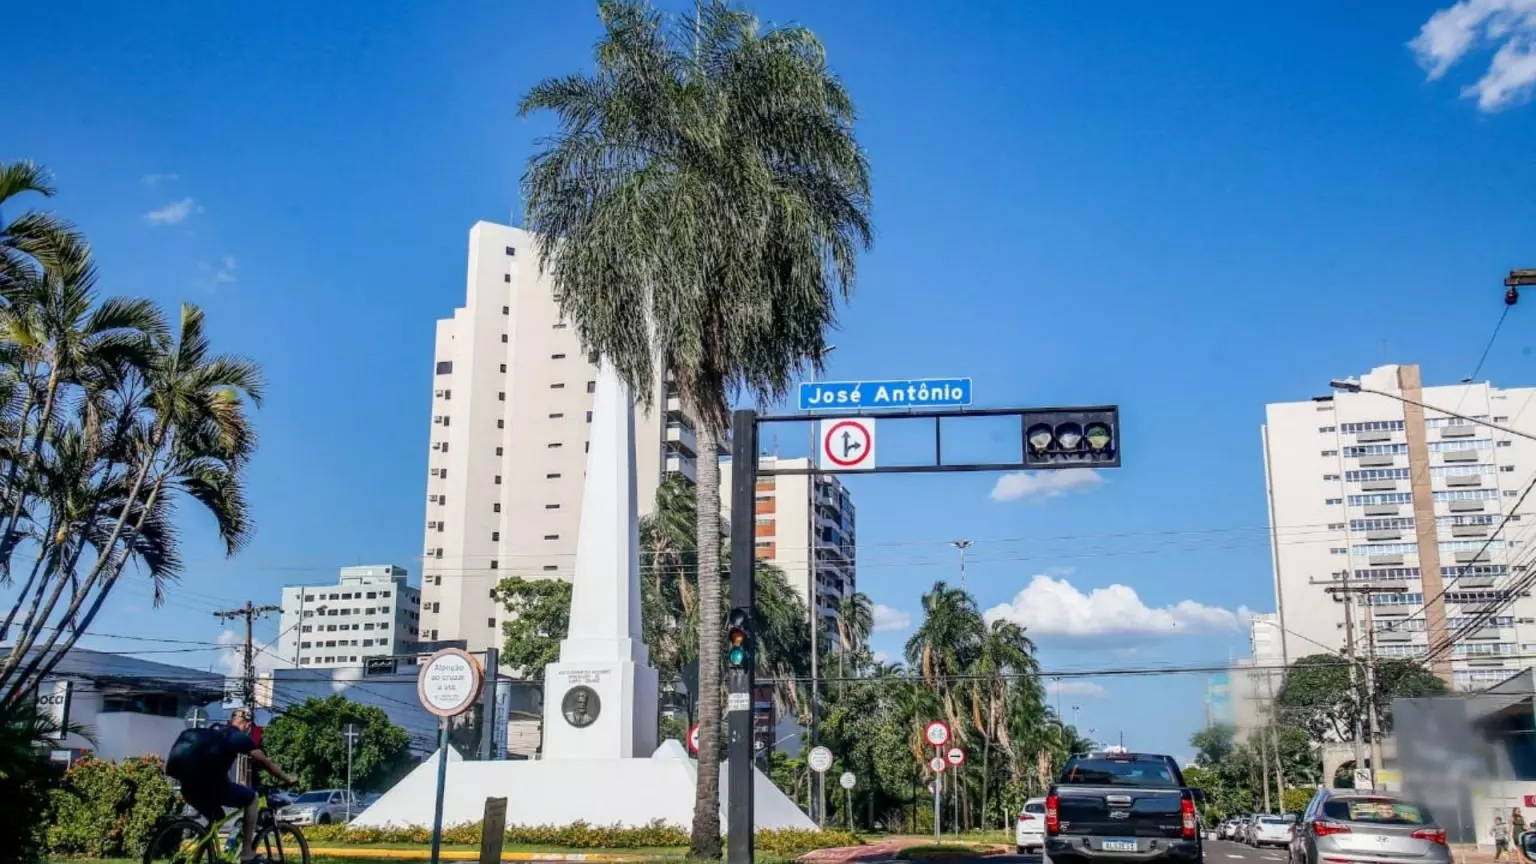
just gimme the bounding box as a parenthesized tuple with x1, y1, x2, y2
(1022, 408, 1120, 468)
(726, 608, 751, 669)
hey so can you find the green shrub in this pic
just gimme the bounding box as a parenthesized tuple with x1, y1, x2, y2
(44, 754, 176, 858)
(304, 821, 862, 852)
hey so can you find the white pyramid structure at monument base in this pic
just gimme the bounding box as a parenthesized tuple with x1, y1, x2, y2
(350, 739, 815, 830)
(353, 362, 812, 832)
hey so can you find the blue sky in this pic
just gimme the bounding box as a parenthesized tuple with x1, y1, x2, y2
(6, 0, 1536, 759)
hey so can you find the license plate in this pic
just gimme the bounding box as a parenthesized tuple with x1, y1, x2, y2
(1102, 840, 1138, 852)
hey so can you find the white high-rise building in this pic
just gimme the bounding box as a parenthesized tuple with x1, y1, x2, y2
(276, 565, 422, 668)
(421, 221, 701, 651)
(719, 456, 857, 647)
(1263, 363, 1536, 691)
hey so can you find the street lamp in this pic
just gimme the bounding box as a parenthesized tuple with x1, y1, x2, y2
(1328, 379, 1536, 443)
(950, 540, 973, 591)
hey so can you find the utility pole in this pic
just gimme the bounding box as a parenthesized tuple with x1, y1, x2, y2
(1330, 576, 1367, 781)
(950, 540, 974, 591)
(1325, 578, 1394, 788)
(1252, 669, 1272, 813)
(1360, 598, 1387, 787)
(213, 601, 281, 708)
(1263, 671, 1285, 811)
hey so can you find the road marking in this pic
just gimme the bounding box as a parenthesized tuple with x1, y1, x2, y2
(1225, 855, 1246, 859)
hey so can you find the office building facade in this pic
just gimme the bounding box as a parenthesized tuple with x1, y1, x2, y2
(719, 455, 857, 647)
(276, 565, 422, 667)
(1263, 364, 1536, 690)
(421, 222, 700, 651)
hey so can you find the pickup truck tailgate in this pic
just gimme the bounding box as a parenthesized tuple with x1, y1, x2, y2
(1057, 786, 1188, 838)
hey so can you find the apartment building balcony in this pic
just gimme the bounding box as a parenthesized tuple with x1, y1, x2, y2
(1443, 450, 1482, 463)
(665, 394, 684, 417)
(665, 423, 697, 455)
(1441, 425, 1477, 439)
(665, 452, 697, 482)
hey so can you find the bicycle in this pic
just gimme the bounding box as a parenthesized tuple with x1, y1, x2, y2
(142, 784, 311, 864)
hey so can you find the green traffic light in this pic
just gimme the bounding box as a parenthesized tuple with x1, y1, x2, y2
(728, 646, 746, 666)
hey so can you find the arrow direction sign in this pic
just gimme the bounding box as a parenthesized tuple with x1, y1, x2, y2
(800, 378, 972, 412)
(820, 418, 876, 471)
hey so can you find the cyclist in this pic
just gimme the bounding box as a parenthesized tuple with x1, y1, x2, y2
(171, 707, 297, 864)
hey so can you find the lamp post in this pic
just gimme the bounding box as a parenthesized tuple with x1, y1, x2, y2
(806, 344, 834, 827)
(950, 540, 973, 591)
(343, 723, 361, 821)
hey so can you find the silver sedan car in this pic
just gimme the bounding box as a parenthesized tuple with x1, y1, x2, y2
(1291, 790, 1449, 864)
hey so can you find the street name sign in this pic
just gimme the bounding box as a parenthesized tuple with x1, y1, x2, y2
(820, 418, 876, 470)
(799, 378, 972, 412)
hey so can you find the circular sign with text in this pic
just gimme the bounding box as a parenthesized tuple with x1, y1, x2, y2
(840, 771, 857, 790)
(924, 720, 950, 747)
(947, 746, 966, 766)
(929, 755, 947, 774)
(417, 648, 483, 718)
(809, 745, 835, 773)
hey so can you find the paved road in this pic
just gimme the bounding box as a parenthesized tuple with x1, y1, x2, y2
(1206, 838, 1290, 863)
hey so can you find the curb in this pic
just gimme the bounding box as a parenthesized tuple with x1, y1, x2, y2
(307, 848, 661, 862)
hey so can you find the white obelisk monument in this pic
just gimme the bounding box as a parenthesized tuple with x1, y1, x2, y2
(540, 360, 660, 759)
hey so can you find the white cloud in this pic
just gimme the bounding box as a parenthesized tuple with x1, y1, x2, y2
(1411, 0, 1536, 111)
(145, 197, 200, 225)
(141, 172, 179, 186)
(990, 469, 1103, 502)
(216, 629, 287, 678)
(215, 256, 238, 284)
(983, 573, 1250, 642)
(872, 650, 891, 665)
(872, 604, 912, 632)
(1047, 679, 1109, 699)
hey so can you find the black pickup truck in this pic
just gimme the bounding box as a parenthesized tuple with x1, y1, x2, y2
(1045, 751, 1204, 864)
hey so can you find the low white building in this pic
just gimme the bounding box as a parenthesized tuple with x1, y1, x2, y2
(26, 648, 225, 763)
(275, 565, 423, 669)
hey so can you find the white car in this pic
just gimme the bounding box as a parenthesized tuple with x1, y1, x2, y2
(1250, 814, 1294, 847)
(1017, 797, 1047, 853)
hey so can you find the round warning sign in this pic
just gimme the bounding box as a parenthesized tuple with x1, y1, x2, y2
(809, 745, 835, 773)
(689, 725, 700, 754)
(924, 720, 950, 747)
(820, 418, 876, 470)
(947, 746, 966, 766)
(929, 755, 947, 773)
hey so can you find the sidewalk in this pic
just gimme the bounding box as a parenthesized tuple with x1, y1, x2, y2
(306, 848, 665, 862)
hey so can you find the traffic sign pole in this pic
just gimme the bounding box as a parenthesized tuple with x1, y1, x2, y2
(933, 754, 941, 844)
(419, 648, 483, 864)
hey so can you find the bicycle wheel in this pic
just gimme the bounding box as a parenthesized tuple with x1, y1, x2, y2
(143, 817, 217, 864)
(254, 822, 310, 864)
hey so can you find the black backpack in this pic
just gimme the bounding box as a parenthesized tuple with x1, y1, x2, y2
(166, 723, 234, 781)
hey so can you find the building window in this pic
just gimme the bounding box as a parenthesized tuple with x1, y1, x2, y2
(588, 350, 599, 363)
(493, 502, 501, 512)
(550, 412, 564, 419)
(501, 333, 510, 343)
(587, 381, 597, 393)
(551, 383, 565, 390)
(1323, 474, 1340, 481)
(1330, 547, 1347, 555)
(546, 503, 560, 509)
(504, 274, 511, 283)
(1328, 522, 1345, 530)
(488, 618, 497, 628)
(1325, 498, 1343, 505)
(495, 475, 502, 484)
(1319, 426, 1336, 433)
(554, 322, 568, 329)
(552, 353, 566, 360)
(544, 534, 559, 540)
(490, 560, 498, 569)
(1501, 465, 1516, 472)
(586, 411, 593, 422)
(547, 472, 561, 479)
(495, 446, 504, 456)
(1321, 450, 1337, 457)
(497, 419, 504, 428)
(498, 392, 506, 401)
(492, 531, 500, 541)
(548, 442, 562, 449)
(543, 564, 559, 572)
(436, 360, 453, 375)
(1343, 420, 1407, 433)
(505, 246, 517, 257)
(499, 363, 507, 373)
(502, 303, 510, 313)
(431, 602, 440, 613)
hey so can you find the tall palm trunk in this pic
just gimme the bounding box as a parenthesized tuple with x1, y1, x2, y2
(689, 420, 723, 859)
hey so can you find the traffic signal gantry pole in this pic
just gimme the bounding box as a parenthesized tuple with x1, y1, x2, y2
(725, 403, 1121, 864)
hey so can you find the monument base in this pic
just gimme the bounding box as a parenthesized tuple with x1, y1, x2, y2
(351, 740, 815, 831)
(542, 658, 659, 760)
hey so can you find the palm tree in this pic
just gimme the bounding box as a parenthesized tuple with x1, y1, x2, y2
(904, 580, 986, 736)
(832, 591, 873, 684)
(519, 1, 871, 854)
(0, 303, 261, 701)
